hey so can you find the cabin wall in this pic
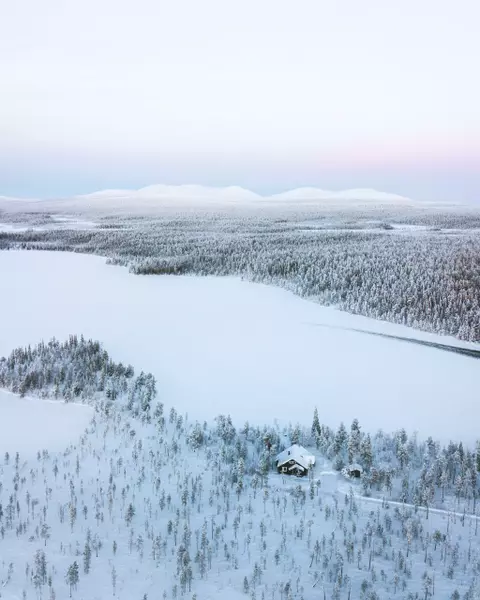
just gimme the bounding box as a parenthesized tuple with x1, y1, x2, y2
(276, 461, 308, 477)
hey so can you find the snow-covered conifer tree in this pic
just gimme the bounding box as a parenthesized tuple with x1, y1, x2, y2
(348, 419, 361, 464)
(65, 562, 79, 597)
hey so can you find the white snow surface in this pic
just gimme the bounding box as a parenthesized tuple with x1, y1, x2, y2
(0, 223, 33, 232)
(0, 215, 97, 232)
(276, 444, 316, 469)
(0, 389, 93, 457)
(0, 250, 478, 445)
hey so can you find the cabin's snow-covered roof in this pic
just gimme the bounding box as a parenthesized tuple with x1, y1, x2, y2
(348, 463, 364, 472)
(276, 444, 316, 469)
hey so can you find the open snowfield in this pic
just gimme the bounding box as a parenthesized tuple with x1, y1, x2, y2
(0, 250, 477, 445)
(0, 389, 93, 457)
(0, 214, 97, 232)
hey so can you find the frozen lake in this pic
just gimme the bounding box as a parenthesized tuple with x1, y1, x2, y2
(0, 250, 477, 445)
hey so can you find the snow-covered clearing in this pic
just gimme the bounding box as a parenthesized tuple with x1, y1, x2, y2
(0, 389, 93, 457)
(0, 223, 38, 232)
(0, 215, 97, 232)
(0, 250, 477, 445)
(49, 215, 97, 229)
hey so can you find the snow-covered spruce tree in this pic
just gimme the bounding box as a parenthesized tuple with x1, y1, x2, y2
(333, 422, 348, 469)
(187, 422, 205, 450)
(83, 536, 92, 574)
(311, 407, 322, 447)
(348, 419, 362, 464)
(359, 435, 373, 472)
(65, 561, 79, 597)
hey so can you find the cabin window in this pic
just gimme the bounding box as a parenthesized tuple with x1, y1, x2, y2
(281, 466, 287, 473)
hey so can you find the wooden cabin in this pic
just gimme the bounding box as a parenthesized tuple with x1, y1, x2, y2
(275, 444, 316, 477)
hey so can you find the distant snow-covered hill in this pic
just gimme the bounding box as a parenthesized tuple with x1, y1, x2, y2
(0, 184, 466, 214)
(75, 184, 262, 202)
(268, 187, 413, 203)
(71, 184, 412, 205)
(136, 184, 263, 201)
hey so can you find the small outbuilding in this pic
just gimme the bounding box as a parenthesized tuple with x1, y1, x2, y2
(276, 444, 316, 477)
(342, 463, 364, 479)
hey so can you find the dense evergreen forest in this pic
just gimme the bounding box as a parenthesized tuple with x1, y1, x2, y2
(0, 335, 156, 422)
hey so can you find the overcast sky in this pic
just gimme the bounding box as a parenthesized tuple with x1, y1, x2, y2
(0, 0, 478, 201)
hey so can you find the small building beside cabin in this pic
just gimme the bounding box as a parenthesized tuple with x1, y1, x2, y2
(276, 444, 316, 477)
(342, 463, 364, 479)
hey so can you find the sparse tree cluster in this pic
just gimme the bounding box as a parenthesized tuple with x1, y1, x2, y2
(307, 409, 480, 516)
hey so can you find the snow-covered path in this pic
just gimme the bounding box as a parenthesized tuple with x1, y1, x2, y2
(358, 492, 480, 522)
(307, 322, 480, 359)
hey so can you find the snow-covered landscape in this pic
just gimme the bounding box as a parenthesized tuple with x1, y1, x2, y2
(2, 0, 480, 594)
(0, 322, 479, 600)
(0, 225, 480, 599)
(0, 175, 479, 600)
(0, 250, 478, 444)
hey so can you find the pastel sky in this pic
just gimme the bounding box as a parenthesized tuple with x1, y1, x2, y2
(1, 0, 478, 202)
